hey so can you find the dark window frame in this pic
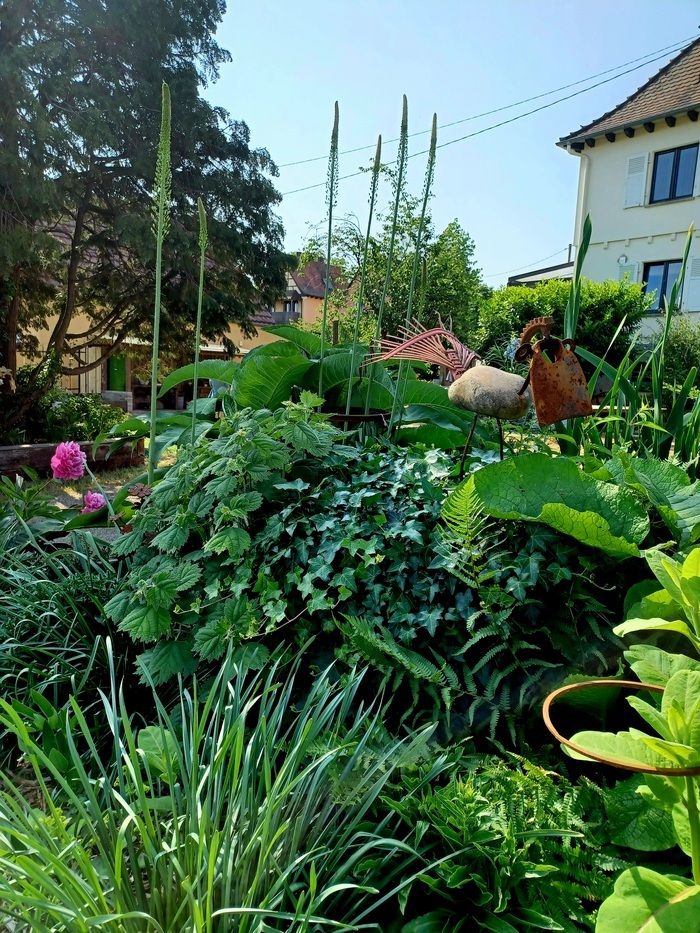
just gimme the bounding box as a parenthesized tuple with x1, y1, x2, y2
(642, 259, 683, 312)
(649, 143, 698, 203)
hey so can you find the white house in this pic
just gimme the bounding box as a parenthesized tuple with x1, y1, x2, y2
(559, 38, 700, 334)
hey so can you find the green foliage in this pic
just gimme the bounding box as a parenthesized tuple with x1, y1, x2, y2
(475, 276, 650, 364)
(386, 755, 625, 931)
(662, 314, 700, 396)
(0, 532, 125, 753)
(301, 205, 488, 342)
(251, 444, 626, 741)
(38, 390, 125, 442)
(105, 398, 342, 677)
(596, 867, 700, 933)
(614, 548, 700, 653)
(0, 650, 441, 930)
(450, 452, 650, 558)
(602, 452, 700, 547)
(1, 0, 290, 430)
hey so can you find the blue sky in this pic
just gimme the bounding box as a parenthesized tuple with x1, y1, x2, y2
(205, 1, 699, 286)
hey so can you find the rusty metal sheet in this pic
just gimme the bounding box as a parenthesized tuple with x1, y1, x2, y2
(529, 338, 592, 426)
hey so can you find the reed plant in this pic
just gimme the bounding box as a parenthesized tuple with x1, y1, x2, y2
(344, 135, 382, 422)
(0, 646, 442, 931)
(390, 113, 438, 431)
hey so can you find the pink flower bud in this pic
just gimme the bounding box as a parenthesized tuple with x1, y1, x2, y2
(81, 491, 107, 514)
(50, 441, 87, 481)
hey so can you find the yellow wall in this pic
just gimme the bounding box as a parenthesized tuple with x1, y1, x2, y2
(17, 311, 103, 393)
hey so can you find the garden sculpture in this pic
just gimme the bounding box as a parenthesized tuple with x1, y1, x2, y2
(514, 316, 592, 427)
(373, 316, 592, 474)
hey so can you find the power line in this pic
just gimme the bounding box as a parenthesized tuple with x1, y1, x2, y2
(278, 35, 695, 169)
(483, 248, 568, 279)
(281, 37, 696, 196)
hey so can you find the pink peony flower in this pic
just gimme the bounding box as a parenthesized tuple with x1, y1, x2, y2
(51, 441, 87, 481)
(81, 491, 107, 514)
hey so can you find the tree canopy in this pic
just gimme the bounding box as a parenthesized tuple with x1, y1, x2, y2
(299, 192, 488, 344)
(0, 0, 291, 388)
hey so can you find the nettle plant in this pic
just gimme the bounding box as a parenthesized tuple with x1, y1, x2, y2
(548, 548, 700, 930)
(105, 394, 340, 680)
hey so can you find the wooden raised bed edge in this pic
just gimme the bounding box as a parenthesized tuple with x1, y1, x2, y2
(0, 438, 145, 479)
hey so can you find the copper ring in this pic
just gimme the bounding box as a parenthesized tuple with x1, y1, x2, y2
(543, 678, 700, 776)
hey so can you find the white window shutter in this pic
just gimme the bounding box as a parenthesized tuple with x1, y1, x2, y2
(682, 256, 700, 311)
(624, 153, 648, 208)
(618, 260, 639, 282)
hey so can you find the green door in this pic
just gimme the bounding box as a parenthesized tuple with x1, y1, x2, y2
(108, 355, 127, 391)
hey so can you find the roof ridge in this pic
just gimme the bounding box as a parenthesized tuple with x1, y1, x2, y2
(559, 36, 700, 145)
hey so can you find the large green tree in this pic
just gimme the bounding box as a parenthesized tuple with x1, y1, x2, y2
(0, 0, 291, 412)
(300, 193, 488, 344)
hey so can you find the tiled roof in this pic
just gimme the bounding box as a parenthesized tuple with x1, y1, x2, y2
(559, 38, 700, 145)
(290, 260, 340, 297)
(251, 307, 275, 326)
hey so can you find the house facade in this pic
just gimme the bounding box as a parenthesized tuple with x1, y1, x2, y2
(19, 259, 336, 406)
(559, 38, 700, 335)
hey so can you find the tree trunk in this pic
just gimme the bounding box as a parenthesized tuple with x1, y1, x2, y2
(48, 201, 88, 359)
(5, 274, 20, 375)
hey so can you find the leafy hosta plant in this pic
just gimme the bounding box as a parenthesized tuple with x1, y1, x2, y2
(616, 547, 700, 652)
(446, 452, 650, 558)
(562, 669, 700, 932)
(548, 547, 700, 931)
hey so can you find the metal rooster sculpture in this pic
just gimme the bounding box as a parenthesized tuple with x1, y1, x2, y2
(373, 316, 592, 474)
(372, 319, 529, 469)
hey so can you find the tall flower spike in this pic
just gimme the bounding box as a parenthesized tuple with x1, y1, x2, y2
(391, 113, 438, 429)
(364, 95, 408, 415)
(191, 197, 209, 446)
(148, 81, 173, 484)
(318, 101, 339, 396)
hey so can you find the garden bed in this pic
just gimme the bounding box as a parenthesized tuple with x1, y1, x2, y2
(0, 438, 145, 479)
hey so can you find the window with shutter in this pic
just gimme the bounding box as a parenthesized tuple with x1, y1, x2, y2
(624, 153, 648, 208)
(618, 260, 639, 282)
(682, 257, 700, 311)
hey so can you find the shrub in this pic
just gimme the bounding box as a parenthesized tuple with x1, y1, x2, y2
(475, 278, 651, 364)
(659, 313, 700, 394)
(38, 389, 126, 442)
(109, 414, 629, 744)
